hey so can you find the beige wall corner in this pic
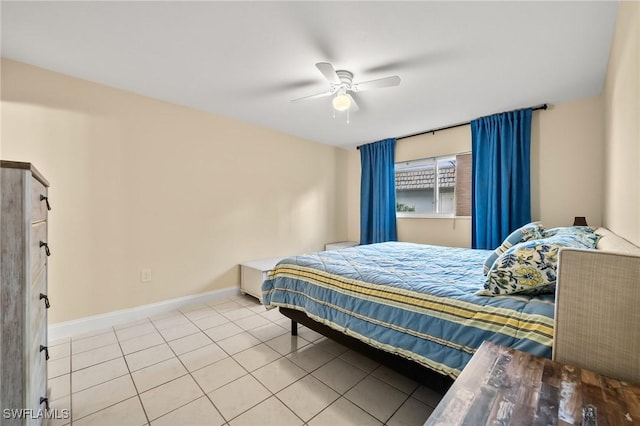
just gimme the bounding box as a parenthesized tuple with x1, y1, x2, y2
(532, 96, 604, 228)
(1, 59, 349, 323)
(346, 148, 361, 244)
(603, 0, 640, 245)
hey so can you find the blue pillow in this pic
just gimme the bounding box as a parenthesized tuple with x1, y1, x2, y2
(483, 222, 545, 275)
(542, 226, 601, 248)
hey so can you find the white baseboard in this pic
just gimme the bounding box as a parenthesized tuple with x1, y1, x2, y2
(48, 286, 240, 341)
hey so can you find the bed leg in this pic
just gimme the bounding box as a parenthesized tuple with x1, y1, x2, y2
(291, 320, 298, 336)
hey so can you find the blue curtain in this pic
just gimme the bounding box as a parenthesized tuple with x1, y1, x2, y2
(360, 138, 397, 245)
(471, 108, 532, 249)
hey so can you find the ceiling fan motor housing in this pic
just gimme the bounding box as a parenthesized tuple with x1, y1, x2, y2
(335, 70, 354, 91)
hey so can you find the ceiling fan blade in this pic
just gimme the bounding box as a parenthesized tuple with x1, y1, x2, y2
(316, 62, 341, 85)
(291, 90, 334, 103)
(353, 75, 401, 92)
(347, 94, 359, 112)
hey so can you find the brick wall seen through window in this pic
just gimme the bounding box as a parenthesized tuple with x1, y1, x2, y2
(395, 153, 471, 216)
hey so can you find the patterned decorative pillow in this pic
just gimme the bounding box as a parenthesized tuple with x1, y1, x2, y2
(542, 226, 601, 248)
(479, 234, 594, 296)
(483, 222, 545, 275)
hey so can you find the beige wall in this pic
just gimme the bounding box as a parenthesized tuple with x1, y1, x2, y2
(1, 59, 348, 323)
(347, 96, 605, 247)
(603, 1, 640, 246)
(532, 97, 604, 228)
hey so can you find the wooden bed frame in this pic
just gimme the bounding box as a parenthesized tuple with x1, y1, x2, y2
(279, 307, 454, 393)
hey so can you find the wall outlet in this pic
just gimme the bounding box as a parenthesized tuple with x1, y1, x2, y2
(140, 269, 152, 283)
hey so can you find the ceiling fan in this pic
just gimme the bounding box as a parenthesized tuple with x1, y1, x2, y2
(291, 62, 401, 115)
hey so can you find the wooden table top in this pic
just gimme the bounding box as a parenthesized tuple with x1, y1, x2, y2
(426, 341, 640, 425)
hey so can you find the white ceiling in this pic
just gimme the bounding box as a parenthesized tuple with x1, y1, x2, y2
(1, 1, 618, 148)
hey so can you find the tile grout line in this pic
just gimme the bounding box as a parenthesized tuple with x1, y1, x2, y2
(71, 302, 304, 423)
(180, 297, 319, 424)
(69, 325, 142, 425)
(186, 300, 295, 425)
(63, 324, 155, 425)
(217, 301, 309, 425)
(303, 362, 374, 425)
(57, 295, 436, 425)
(63, 298, 254, 423)
(286, 338, 419, 424)
(383, 392, 413, 425)
(150, 306, 232, 424)
(69, 332, 74, 425)
(236, 314, 368, 424)
(114, 323, 152, 426)
(241, 299, 392, 425)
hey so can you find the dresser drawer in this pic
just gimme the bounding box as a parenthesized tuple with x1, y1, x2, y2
(28, 349, 48, 424)
(29, 329, 48, 390)
(27, 300, 48, 372)
(31, 263, 47, 304)
(29, 268, 48, 344)
(29, 328, 47, 383)
(30, 178, 48, 224)
(30, 222, 48, 278)
(28, 268, 48, 424)
(30, 267, 47, 324)
(30, 305, 46, 353)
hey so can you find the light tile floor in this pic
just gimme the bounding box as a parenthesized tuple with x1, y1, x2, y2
(47, 294, 445, 426)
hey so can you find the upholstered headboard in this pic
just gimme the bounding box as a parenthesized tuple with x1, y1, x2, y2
(553, 228, 640, 384)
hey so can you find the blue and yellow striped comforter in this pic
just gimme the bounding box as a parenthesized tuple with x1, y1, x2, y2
(262, 242, 554, 379)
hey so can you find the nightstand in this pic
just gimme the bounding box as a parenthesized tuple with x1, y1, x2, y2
(324, 241, 358, 251)
(240, 257, 286, 303)
(425, 341, 640, 425)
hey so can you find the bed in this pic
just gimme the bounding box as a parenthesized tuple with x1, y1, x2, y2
(261, 241, 556, 385)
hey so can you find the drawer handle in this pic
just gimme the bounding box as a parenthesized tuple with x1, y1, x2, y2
(583, 405, 597, 426)
(40, 293, 50, 309)
(40, 241, 51, 256)
(40, 345, 50, 361)
(40, 397, 49, 410)
(40, 194, 52, 211)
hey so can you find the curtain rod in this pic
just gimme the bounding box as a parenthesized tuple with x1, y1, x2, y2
(357, 103, 548, 149)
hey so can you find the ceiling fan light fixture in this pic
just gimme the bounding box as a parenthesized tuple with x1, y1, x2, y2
(332, 93, 351, 111)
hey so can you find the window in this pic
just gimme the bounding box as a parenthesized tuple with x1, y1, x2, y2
(395, 153, 471, 217)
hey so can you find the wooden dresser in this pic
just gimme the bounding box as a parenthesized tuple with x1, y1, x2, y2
(1, 161, 51, 426)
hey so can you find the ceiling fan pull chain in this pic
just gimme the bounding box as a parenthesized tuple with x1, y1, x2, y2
(347, 108, 350, 124)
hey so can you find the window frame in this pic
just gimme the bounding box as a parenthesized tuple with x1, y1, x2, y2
(395, 153, 468, 219)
